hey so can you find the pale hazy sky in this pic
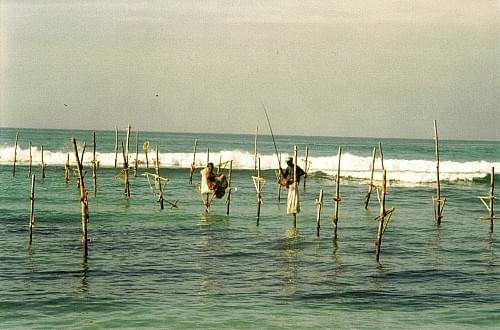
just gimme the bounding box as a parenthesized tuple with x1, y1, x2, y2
(1, 1, 499, 140)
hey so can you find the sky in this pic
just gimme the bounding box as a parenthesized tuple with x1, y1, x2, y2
(1, 0, 499, 140)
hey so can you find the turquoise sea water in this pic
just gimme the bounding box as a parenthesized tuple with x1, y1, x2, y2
(1, 128, 499, 329)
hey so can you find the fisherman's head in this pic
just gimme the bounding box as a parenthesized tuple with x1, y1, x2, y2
(286, 157, 294, 166)
(207, 162, 214, 170)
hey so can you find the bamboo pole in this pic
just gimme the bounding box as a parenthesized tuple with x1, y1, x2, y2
(292, 145, 298, 228)
(375, 170, 387, 262)
(114, 126, 118, 169)
(155, 145, 164, 210)
(375, 169, 395, 262)
(489, 167, 495, 232)
(64, 153, 70, 183)
(72, 138, 89, 258)
(226, 160, 233, 216)
(206, 147, 210, 165)
(364, 147, 377, 209)
(433, 120, 446, 225)
(125, 124, 131, 161)
(277, 153, 282, 202)
(379, 142, 385, 170)
(13, 132, 19, 177)
(188, 138, 197, 184)
(91, 132, 97, 196)
(479, 167, 497, 232)
(41, 145, 46, 179)
(257, 157, 262, 225)
(332, 146, 342, 238)
(303, 146, 309, 190)
(122, 141, 130, 198)
(134, 131, 139, 177)
(316, 188, 324, 237)
(29, 174, 35, 244)
(143, 140, 150, 168)
(28, 140, 33, 177)
(254, 126, 258, 171)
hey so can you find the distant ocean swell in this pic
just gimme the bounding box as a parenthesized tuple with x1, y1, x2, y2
(1, 146, 498, 184)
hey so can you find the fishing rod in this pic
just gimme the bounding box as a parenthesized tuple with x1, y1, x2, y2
(261, 102, 284, 176)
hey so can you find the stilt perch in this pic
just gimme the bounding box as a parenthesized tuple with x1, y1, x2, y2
(28, 174, 36, 244)
(64, 153, 70, 183)
(134, 131, 139, 177)
(254, 126, 258, 171)
(91, 132, 98, 197)
(364, 147, 377, 209)
(28, 140, 33, 178)
(253, 158, 265, 225)
(13, 132, 19, 177)
(375, 169, 395, 262)
(72, 138, 89, 258)
(188, 138, 198, 184)
(143, 140, 150, 169)
(303, 146, 311, 191)
(432, 120, 446, 225)
(114, 126, 118, 169)
(315, 188, 324, 237)
(332, 146, 342, 238)
(41, 145, 46, 179)
(226, 160, 233, 216)
(479, 167, 497, 232)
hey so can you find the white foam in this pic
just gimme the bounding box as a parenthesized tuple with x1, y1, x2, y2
(1, 146, 498, 183)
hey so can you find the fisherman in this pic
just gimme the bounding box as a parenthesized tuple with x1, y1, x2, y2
(279, 157, 305, 188)
(201, 162, 217, 192)
(200, 162, 229, 199)
(279, 157, 305, 215)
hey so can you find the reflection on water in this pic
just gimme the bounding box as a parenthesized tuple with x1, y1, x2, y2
(281, 230, 300, 296)
(79, 259, 89, 295)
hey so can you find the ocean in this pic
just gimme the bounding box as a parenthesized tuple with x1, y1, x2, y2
(0, 127, 499, 329)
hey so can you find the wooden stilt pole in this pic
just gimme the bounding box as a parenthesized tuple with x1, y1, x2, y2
(292, 145, 298, 229)
(92, 132, 97, 197)
(155, 145, 164, 210)
(29, 174, 35, 244)
(433, 120, 446, 225)
(114, 126, 118, 169)
(206, 147, 210, 165)
(134, 131, 139, 177)
(72, 138, 89, 258)
(316, 188, 324, 237)
(332, 146, 342, 238)
(254, 126, 258, 171)
(303, 146, 309, 191)
(64, 153, 70, 183)
(41, 145, 46, 179)
(277, 153, 282, 202)
(479, 167, 497, 232)
(257, 157, 262, 225)
(379, 142, 385, 170)
(122, 141, 130, 198)
(226, 160, 233, 216)
(28, 140, 33, 177)
(375, 169, 395, 262)
(364, 147, 377, 209)
(13, 132, 19, 177)
(188, 138, 197, 184)
(143, 140, 150, 169)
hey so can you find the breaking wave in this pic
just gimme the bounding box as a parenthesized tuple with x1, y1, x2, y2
(1, 146, 498, 183)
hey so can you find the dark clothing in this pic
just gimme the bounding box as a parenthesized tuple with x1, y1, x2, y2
(283, 164, 305, 184)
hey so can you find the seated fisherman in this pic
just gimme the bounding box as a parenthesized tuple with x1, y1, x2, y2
(200, 162, 228, 199)
(279, 157, 305, 187)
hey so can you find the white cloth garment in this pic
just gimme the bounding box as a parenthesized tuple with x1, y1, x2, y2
(287, 183, 300, 214)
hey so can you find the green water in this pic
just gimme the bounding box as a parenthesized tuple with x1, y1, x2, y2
(0, 128, 499, 329)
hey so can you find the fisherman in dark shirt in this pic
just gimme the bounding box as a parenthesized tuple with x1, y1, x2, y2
(280, 157, 305, 187)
